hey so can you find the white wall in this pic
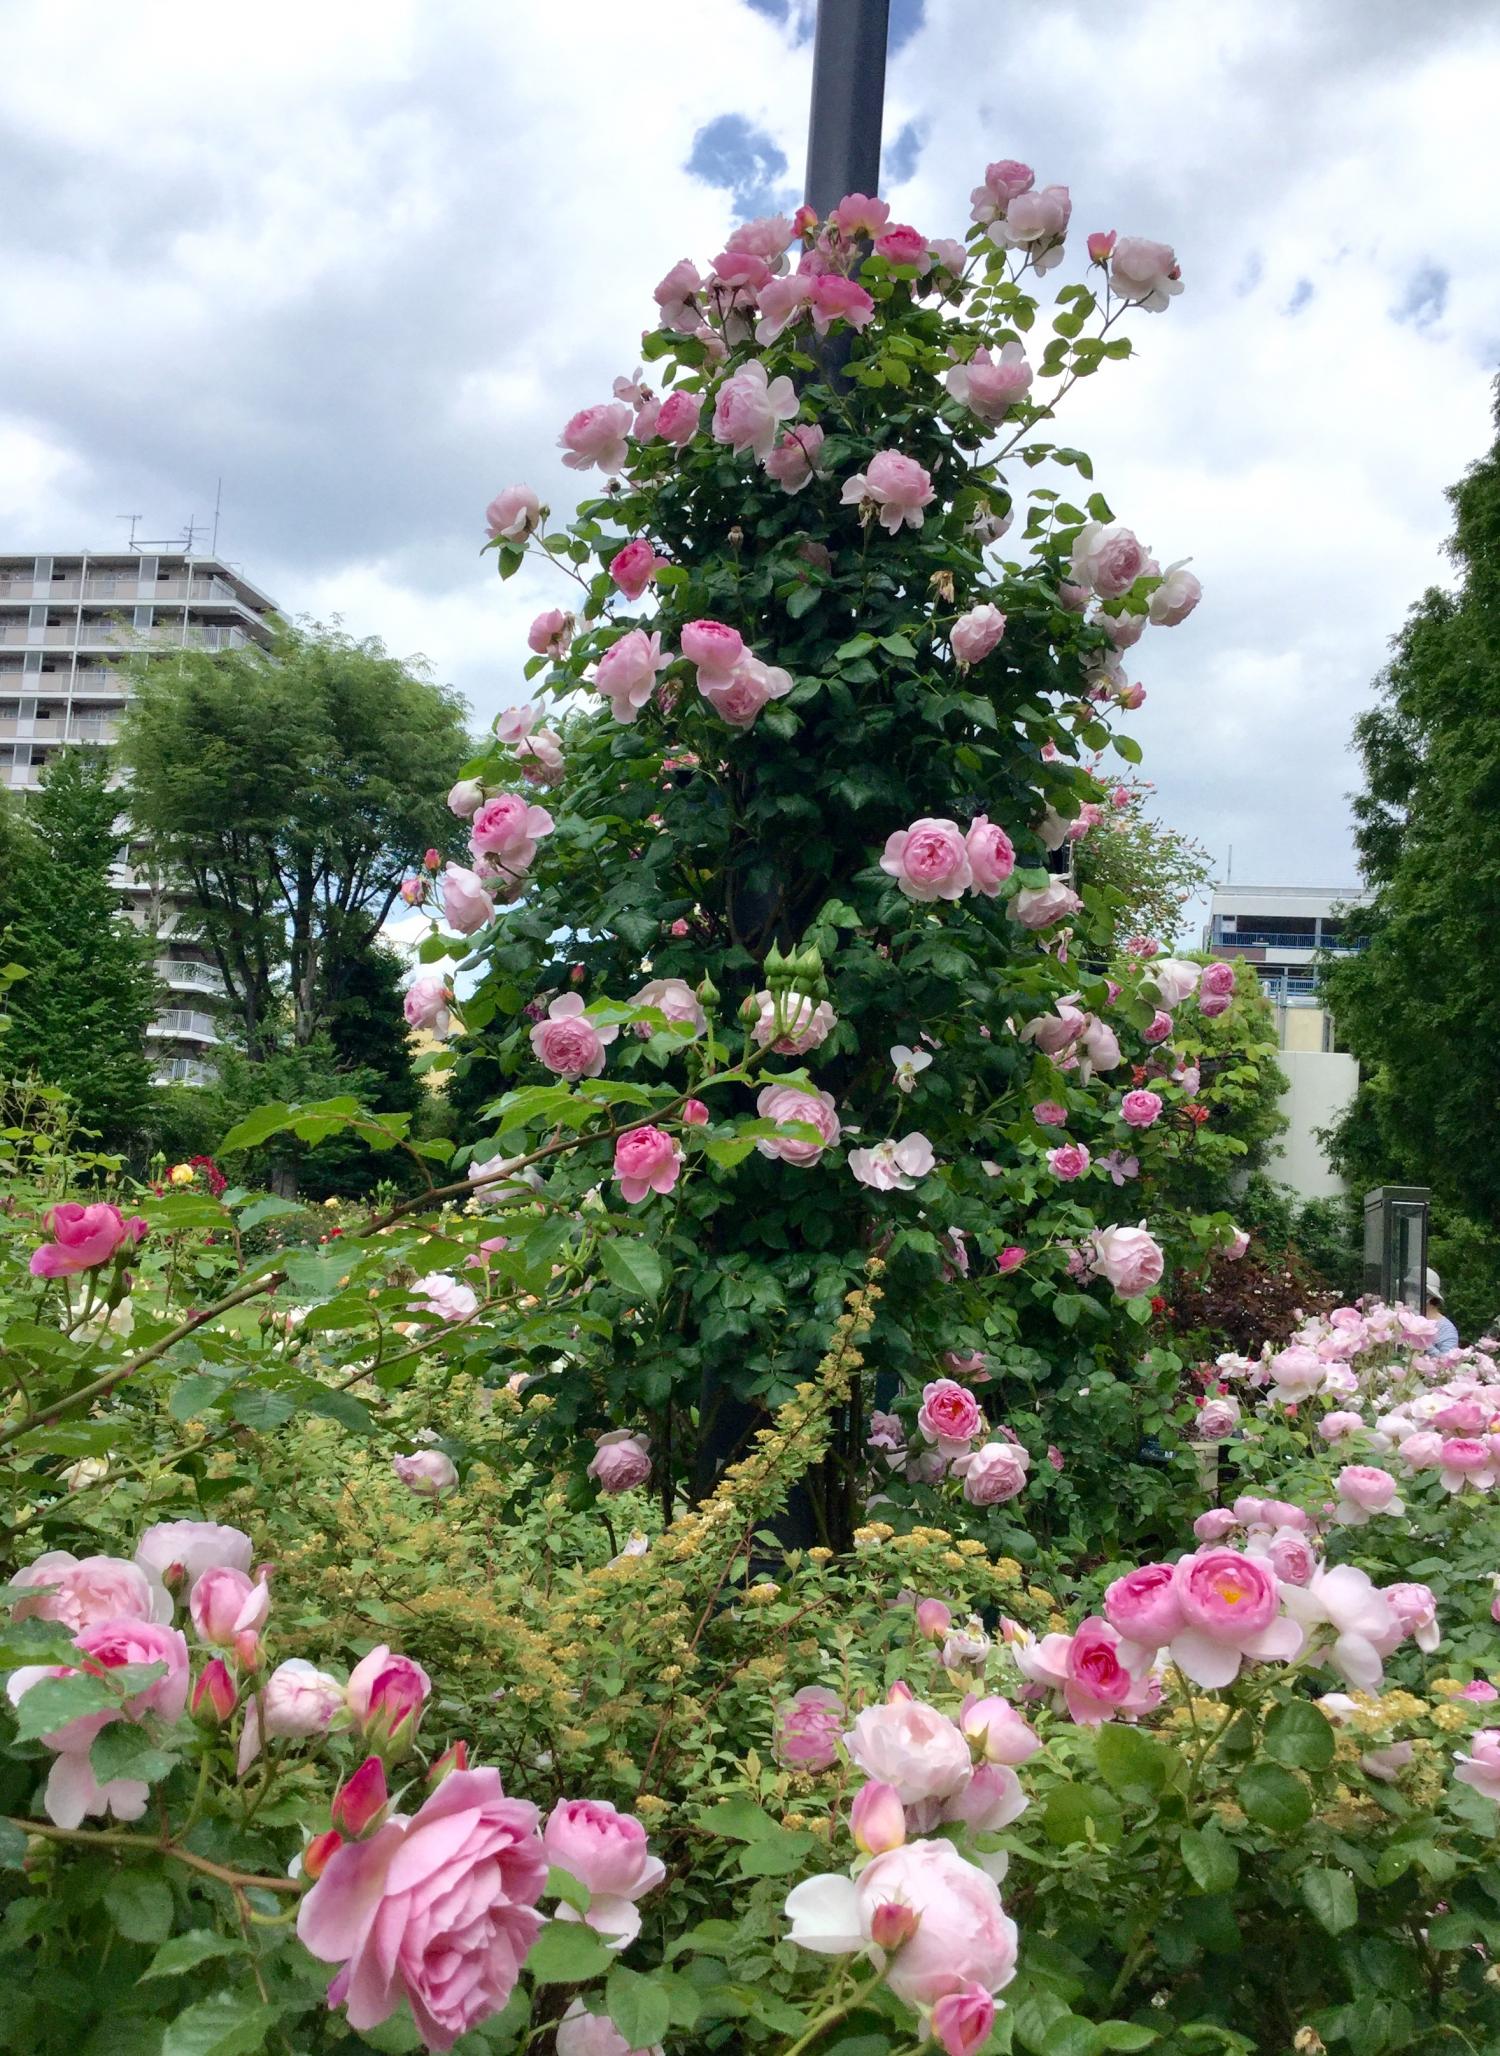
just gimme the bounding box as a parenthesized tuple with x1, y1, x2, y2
(1266, 1048, 1360, 1202)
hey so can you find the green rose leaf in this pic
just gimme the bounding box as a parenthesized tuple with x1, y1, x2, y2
(1238, 1763, 1312, 1834)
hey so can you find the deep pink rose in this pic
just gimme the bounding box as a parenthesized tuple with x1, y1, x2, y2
(593, 629, 667, 725)
(189, 1566, 270, 1648)
(874, 223, 929, 266)
(559, 402, 632, 474)
(1033, 1100, 1068, 1126)
(1064, 1616, 1140, 1723)
(918, 1378, 984, 1450)
(841, 450, 935, 533)
(612, 1127, 682, 1203)
(530, 993, 617, 1080)
(774, 1685, 845, 1770)
(297, 1767, 544, 2051)
(7, 1617, 190, 1827)
(653, 390, 702, 446)
(681, 619, 745, 682)
(1047, 1143, 1090, 1182)
(1120, 1089, 1163, 1129)
(587, 1430, 652, 1494)
(997, 1244, 1027, 1273)
(1170, 1548, 1295, 1688)
(1104, 1563, 1185, 1650)
(1090, 1223, 1163, 1296)
(1264, 1529, 1318, 1587)
(347, 1645, 431, 1744)
(881, 817, 972, 901)
(755, 1085, 842, 1166)
(933, 1985, 996, 2056)
(30, 1202, 144, 1279)
(609, 539, 662, 601)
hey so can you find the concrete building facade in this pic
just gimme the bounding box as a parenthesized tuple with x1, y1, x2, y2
(0, 548, 279, 1085)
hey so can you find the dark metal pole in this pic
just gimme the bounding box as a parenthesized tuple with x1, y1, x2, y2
(804, 0, 891, 214)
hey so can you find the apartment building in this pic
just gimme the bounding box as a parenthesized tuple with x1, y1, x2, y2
(0, 547, 279, 1084)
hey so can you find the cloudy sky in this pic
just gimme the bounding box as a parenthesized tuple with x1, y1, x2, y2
(4, 0, 1497, 908)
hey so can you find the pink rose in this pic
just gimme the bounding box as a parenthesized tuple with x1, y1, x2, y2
(764, 423, 825, 493)
(1334, 1465, 1404, 1525)
(1091, 1223, 1163, 1297)
(190, 1566, 270, 1648)
(915, 1598, 953, 1642)
(962, 816, 1016, 899)
(530, 993, 618, 1080)
(958, 1694, 1041, 1766)
(593, 628, 667, 725)
(1063, 1616, 1142, 1724)
(997, 1245, 1027, 1273)
(1264, 1529, 1318, 1587)
(774, 1685, 846, 1770)
(1454, 1731, 1500, 1802)
(1032, 1100, 1068, 1126)
(1142, 1009, 1173, 1044)
(261, 1659, 346, 1738)
(609, 539, 663, 601)
(1105, 1564, 1186, 1651)
(403, 976, 450, 1036)
(726, 211, 795, 261)
(755, 1085, 842, 1166)
(1047, 1143, 1091, 1182)
(1087, 230, 1117, 262)
(347, 1645, 431, 1744)
(1011, 879, 1082, 928)
(410, 1273, 479, 1323)
(1192, 1509, 1239, 1544)
(1318, 1410, 1365, 1443)
(1223, 1226, 1251, 1260)
(797, 1838, 1018, 2008)
(653, 389, 701, 446)
(1399, 1430, 1444, 1470)
(1195, 1397, 1240, 1441)
(844, 1696, 972, 1805)
(700, 655, 794, 730)
(653, 258, 702, 332)
(470, 794, 554, 874)
(11, 1552, 163, 1632)
(952, 1441, 1030, 1505)
(933, 1985, 996, 2056)
(1109, 237, 1183, 313)
(1071, 521, 1150, 600)
(30, 1202, 145, 1279)
(830, 191, 891, 238)
(485, 486, 540, 541)
(950, 605, 1007, 667)
(712, 360, 799, 458)
(918, 1378, 984, 1451)
(441, 863, 496, 935)
(1146, 957, 1201, 1008)
(881, 817, 972, 901)
(543, 1799, 665, 1944)
(681, 618, 745, 683)
(1120, 1089, 1163, 1128)
(559, 402, 632, 474)
(750, 989, 836, 1056)
(135, 1520, 252, 1594)
(630, 978, 707, 1039)
(1199, 960, 1236, 999)
(1169, 1548, 1301, 1688)
(807, 274, 875, 338)
(841, 450, 935, 533)
(7, 1617, 190, 1828)
(945, 343, 1032, 425)
(556, 1999, 663, 2056)
(850, 1779, 907, 1856)
(1384, 1581, 1441, 1653)
(392, 1451, 458, 1500)
(874, 223, 929, 266)
(1439, 1438, 1497, 1493)
(754, 273, 812, 344)
(612, 1127, 682, 1203)
(527, 608, 572, 658)
(584, 1430, 650, 1496)
(298, 1767, 544, 2050)
(447, 779, 483, 817)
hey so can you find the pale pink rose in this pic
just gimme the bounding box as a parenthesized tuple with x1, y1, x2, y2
(1439, 1438, 1497, 1493)
(959, 1694, 1041, 1766)
(297, 1767, 544, 2049)
(681, 618, 745, 683)
(593, 628, 667, 724)
(1091, 1223, 1164, 1297)
(841, 450, 936, 533)
(262, 1659, 346, 1737)
(1318, 1410, 1365, 1443)
(700, 655, 794, 729)
(952, 1441, 1030, 1505)
(951, 605, 1007, 666)
(559, 402, 632, 474)
(755, 1085, 842, 1166)
(1399, 1429, 1445, 1471)
(493, 704, 539, 745)
(612, 1127, 682, 1202)
(136, 1520, 252, 1595)
(470, 793, 555, 865)
(630, 978, 707, 1039)
(515, 727, 564, 786)
(1267, 1343, 1326, 1403)
(915, 1597, 953, 1642)
(190, 1566, 270, 1648)
(1084, 1010, 1123, 1070)
(830, 191, 890, 238)
(763, 423, 825, 492)
(1280, 1565, 1396, 1691)
(848, 1133, 936, 1192)
(1011, 879, 1082, 928)
(712, 360, 799, 458)
(1144, 957, 1201, 1008)
(750, 989, 836, 1055)
(609, 539, 663, 601)
(441, 863, 496, 935)
(653, 257, 702, 332)
(1110, 237, 1183, 313)
(1195, 1397, 1240, 1441)
(844, 1696, 972, 1805)
(1100, 610, 1146, 651)
(1071, 521, 1150, 600)
(527, 608, 572, 658)
(587, 1430, 652, 1495)
(447, 778, 484, 817)
(1334, 1465, 1404, 1525)
(1384, 1581, 1441, 1653)
(929, 236, 968, 273)
(1223, 1226, 1251, 1260)
(1455, 1730, 1500, 1803)
(653, 390, 702, 446)
(11, 1553, 162, 1632)
(945, 342, 1032, 425)
(1434, 1398, 1490, 1435)
(1105, 1564, 1185, 1650)
(726, 212, 796, 261)
(1047, 1143, 1091, 1182)
(543, 1799, 665, 1945)
(1192, 1509, 1239, 1544)
(1169, 1548, 1302, 1688)
(874, 222, 929, 266)
(881, 817, 972, 901)
(486, 486, 541, 541)
(850, 1778, 907, 1857)
(1120, 1089, 1162, 1128)
(774, 1685, 846, 1769)
(1020, 1000, 1087, 1055)
(809, 275, 876, 335)
(1263, 1528, 1318, 1587)
(556, 2000, 662, 2056)
(409, 1272, 479, 1324)
(392, 1451, 459, 1500)
(30, 1202, 145, 1279)
(530, 993, 618, 1080)
(754, 273, 813, 344)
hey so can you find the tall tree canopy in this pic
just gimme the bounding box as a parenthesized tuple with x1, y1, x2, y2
(119, 621, 471, 1059)
(1325, 380, 1500, 1227)
(1, 747, 156, 1146)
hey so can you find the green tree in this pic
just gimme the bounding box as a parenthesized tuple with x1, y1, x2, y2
(1326, 381, 1500, 1230)
(1, 748, 156, 1146)
(119, 620, 471, 1059)
(1073, 786, 1213, 949)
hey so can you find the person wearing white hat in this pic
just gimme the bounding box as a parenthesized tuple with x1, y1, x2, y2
(1425, 1269, 1460, 1353)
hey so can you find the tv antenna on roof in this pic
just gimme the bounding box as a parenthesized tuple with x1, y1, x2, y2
(210, 478, 223, 556)
(117, 514, 143, 549)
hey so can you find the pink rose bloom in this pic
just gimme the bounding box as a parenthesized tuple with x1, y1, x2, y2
(1019, 999, 1086, 1055)
(1263, 1528, 1318, 1587)
(593, 628, 668, 724)
(929, 236, 967, 273)
(1047, 1143, 1091, 1182)
(915, 1597, 953, 1642)
(653, 389, 701, 446)
(136, 1520, 252, 1594)
(470, 793, 555, 865)
(612, 1126, 683, 1202)
(712, 247, 771, 292)
(933, 1985, 996, 2056)
(881, 817, 972, 902)
(559, 402, 632, 474)
(849, 1132, 937, 1192)
(1105, 1564, 1186, 1651)
(844, 1696, 972, 1805)
(1193, 1509, 1239, 1543)
(841, 450, 936, 533)
(774, 1685, 846, 1770)
(1384, 1581, 1441, 1653)
(754, 273, 813, 344)
(726, 211, 795, 261)
(630, 978, 707, 1039)
(1334, 1465, 1404, 1526)
(493, 704, 539, 745)
(681, 618, 745, 683)
(1120, 1089, 1163, 1129)
(556, 1999, 662, 2056)
(530, 993, 618, 1080)
(764, 423, 825, 493)
(297, 1767, 544, 2052)
(30, 1202, 145, 1279)
(261, 1659, 345, 1738)
(1439, 1438, 1497, 1493)
(750, 989, 836, 1055)
(1318, 1410, 1365, 1443)
(755, 1085, 842, 1166)
(392, 1450, 459, 1500)
(485, 486, 540, 541)
(189, 1566, 270, 1648)
(543, 1799, 665, 1945)
(1109, 237, 1183, 313)
(527, 608, 572, 658)
(712, 360, 799, 458)
(1195, 1397, 1240, 1441)
(1032, 1100, 1068, 1126)
(1087, 229, 1118, 262)
(1063, 1617, 1145, 1725)
(1146, 957, 1202, 1007)
(1199, 959, 1236, 999)
(410, 1273, 479, 1323)
(441, 863, 495, 935)
(1142, 1009, 1173, 1044)
(997, 1244, 1027, 1273)
(1071, 521, 1150, 600)
(945, 342, 1032, 425)
(653, 257, 702, 332)
(874, 222, 929, 266)
(447, 779, 483, 818)
(609, 539, 663, 602)
(1224, 1226, 1251, 1260)
(1461, 1682, 1500, 1704)
(1434, 1398, 1489, 1435)
(918, 1378, 984, 1452)
(1454, 1731, 1500, 1803)
(347, 1645, 432, 1742)
(1267, 1344, 1326, 1403)
(959, 1694, 1041, 1766)
(403, 977, 450, 1037)
(1011, 879, 1082, 929)
(1169, 1548, 1302, 1688)
(11, 1552, 163, 1632)
(951, 605, 1007, 667)
(830, 191, 891, 238)
(587, 1430, 652, 1495)
(700, 655, 794, 729)
(952, 1441, 1030, 1506)
(1199, 991, 1231, 1019)
(809, 274, 876, 334)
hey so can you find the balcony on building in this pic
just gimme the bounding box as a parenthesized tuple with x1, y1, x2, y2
(146, 1008, 219, 1046)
